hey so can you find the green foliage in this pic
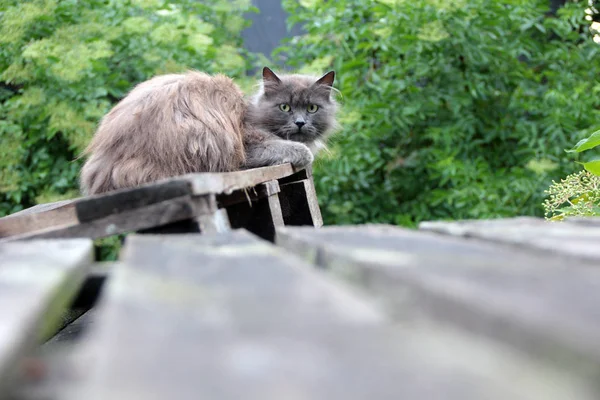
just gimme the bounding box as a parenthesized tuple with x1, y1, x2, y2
(567, 129, 600, 154)
(564, 127, 600, 175)
(544, 128, 600, 219)
(278, 0, 600, 226)
(0, 0, 255, 216)
(94, 235, 124, 261)
(544, 170, 600, 220)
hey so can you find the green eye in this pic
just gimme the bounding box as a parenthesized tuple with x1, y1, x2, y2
(279, 103, 291, 112)
(307, 104, 319, 113)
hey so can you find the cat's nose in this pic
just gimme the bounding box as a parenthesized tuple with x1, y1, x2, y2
(295, 118, 306, 128)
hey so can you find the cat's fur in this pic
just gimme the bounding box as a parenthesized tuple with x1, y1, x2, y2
(79, 67, 338, 195)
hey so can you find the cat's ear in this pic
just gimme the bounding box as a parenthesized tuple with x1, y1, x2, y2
(262, 67, 282, 84)
(315, 71, 335, 87)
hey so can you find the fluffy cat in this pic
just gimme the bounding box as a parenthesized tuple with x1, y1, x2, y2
(79, 67, 338, 195)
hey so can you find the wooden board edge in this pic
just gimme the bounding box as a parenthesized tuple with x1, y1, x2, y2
(0, 196, 214, 242)
(189, 164, 297, 195)
(0, 239, 94, 394)
(3, 199, 78, 218)
(0, 205, 78, 239)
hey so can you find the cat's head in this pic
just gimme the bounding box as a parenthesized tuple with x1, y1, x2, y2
(248, 67, 339, 145)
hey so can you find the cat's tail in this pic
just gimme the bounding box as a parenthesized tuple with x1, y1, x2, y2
(79, 153, 115, 196)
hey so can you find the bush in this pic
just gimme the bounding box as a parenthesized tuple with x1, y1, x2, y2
(544, 129, 600, 219)
(0, 0, 255, 216)
(544, 169, 600, 219)
(278, 0, 600, 226)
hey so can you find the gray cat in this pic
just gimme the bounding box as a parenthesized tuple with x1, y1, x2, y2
(79, 67, 339, 195)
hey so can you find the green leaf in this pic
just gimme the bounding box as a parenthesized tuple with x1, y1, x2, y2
(581, 159, 600, 176)
(566, 130, 600, 153)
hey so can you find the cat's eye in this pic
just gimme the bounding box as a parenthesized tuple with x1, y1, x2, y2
(307, 104, 319, 113)
(279, 103, 291, 112)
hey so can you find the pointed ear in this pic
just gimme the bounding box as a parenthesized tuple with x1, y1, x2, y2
(315, 71, 335, 87)
(262, 67, 282, 84)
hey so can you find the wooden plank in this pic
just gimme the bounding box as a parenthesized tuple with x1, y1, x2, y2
(196, 209, 232, 234)
(4, 199, 76, 217)
(0, 180, 194, 239)
(276, 165, 312, 185)
(0, 204, 77, 239)
(135, 195, 230, 235)
(419, 217, 600, 261)
(136, 219, 201, 234)
(75, 164, 300, 215)
(75, 180, 192, 223)
(187, 163, 298, 195)
(563, 216, 600, 226)
(66, 231, 597, 400)
(0, 239, 93, 394)
(0, 195, 214, 242)
(275, 225, 600, 385)
(137, 179, 283, 235)
(278, 179, 323, 227)
(0, 165, 303, 240)
(266, 192, 285, 228)
(46, 309, 98, 346)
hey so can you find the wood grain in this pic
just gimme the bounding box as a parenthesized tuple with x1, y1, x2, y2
(75, 180, 192, 223)
(0, 239, 93, 394)
(67, 231, 595, 400)
(276, 165, 312, 185)
(187, 163, 298, 195)
(419, 217, 600, 261)
(5, 199, 77, 217)
(196, 209, 232, 234)
(1, 196, 214, 242)
(0, 165, 306, 240)
(275, 224, 600, 386)
(0, 205, 77, 239)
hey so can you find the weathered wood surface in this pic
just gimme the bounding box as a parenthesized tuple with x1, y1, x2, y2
(0, 195, 215, 242)
(0, 203, 77, 239)
(188, 163, 299, 195)
(276, 224, 600, 387)
(137, 180, 288, 237)
(276, 165, 312, 185)
(46, 310, 97, 347)
(63, 231, 594, 400)
(0, 239, 93, 396)
(196, 209, 232, 234)
(0, 164, 306, 240)
(5, 200, 76, 218)
(419, 217, 600, 261)
(561, 216, 600, 226)
(75, 181, 192, 223)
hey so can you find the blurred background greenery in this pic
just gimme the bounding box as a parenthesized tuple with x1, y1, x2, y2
(1, 0, 600, 226)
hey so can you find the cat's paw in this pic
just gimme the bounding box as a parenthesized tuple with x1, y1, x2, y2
(243, 140, 314, 169)
(282, 142, 314, 168)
